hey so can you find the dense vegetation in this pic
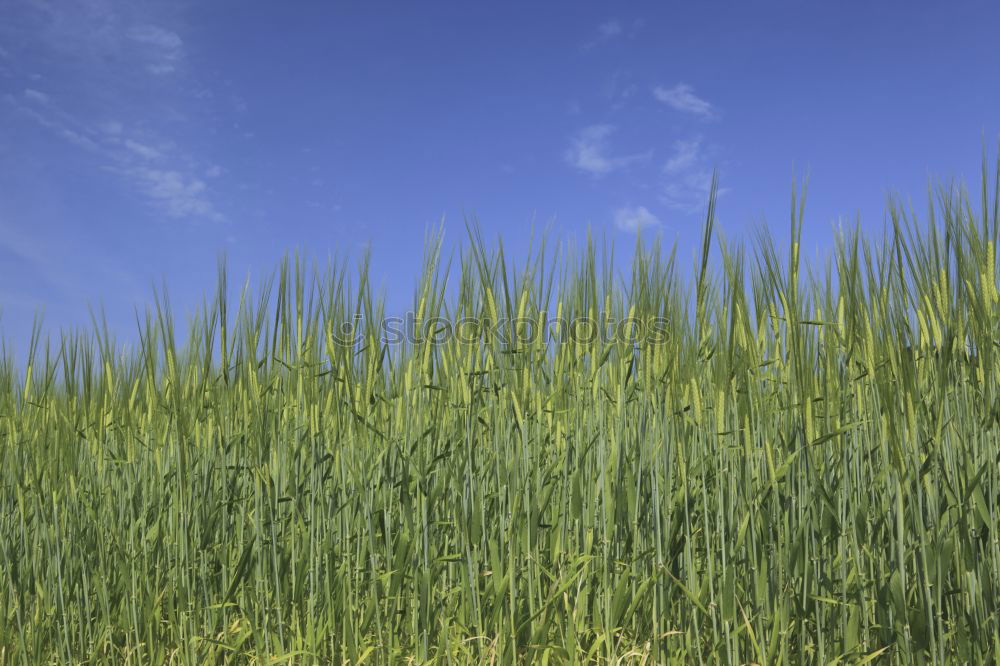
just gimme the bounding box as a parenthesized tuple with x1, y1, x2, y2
(1, 171, 999, 663)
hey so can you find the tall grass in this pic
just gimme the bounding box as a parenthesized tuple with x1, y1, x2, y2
(1, 168, 999, 663)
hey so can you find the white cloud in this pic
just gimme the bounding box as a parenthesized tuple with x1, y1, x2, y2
(653, 83, 717, 119)
(583, 19, 627, 49)
(658, 136, 724, 213)
(604, 70, 637, 110)
(23, 88, 50, 104)
(127, 24, 183, 75)
(9, 100, 101, 151)
(124, 138, 161, 160)
(146, 63, 175, 75)
(127, 25, 182, 50)
(12, 95, 222, 219)
(662, 170, 717, 213)
(3, 5, 223, 222)
(614, 205, 661, 233)
(664, 137, 701, 174)
(129, 168, 222, 220)
(599, 20, 623, 39)
(6, 7, 183, 75)
(100, 120, 123, 135)
(565, 124, 648, 176)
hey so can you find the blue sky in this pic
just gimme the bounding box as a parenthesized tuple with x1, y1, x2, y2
(1, 0, 999, 352)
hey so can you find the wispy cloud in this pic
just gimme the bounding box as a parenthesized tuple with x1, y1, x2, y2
(653, 83, 717, 119)
(565, 124, 649, 176)
(583, 18, 643, 49)
(127, 24, 181, 50)
(7, 91, 222, 220)
(583, 19, 623, 49)
(614, 205, 661, 233)
(662, 171, 715, 213)
(8, 93, 101, 150)
(664, 136, 701, 174)
(99, 120, 124, 135)
(603, 70, 637, 111)
(652, 95, 723, 211)
(23, 88, 50, 104)
(128, 168, 221, 219)
(123, 138, 162, 160)
(2, 5, 222, 222)
(598, 20, 623, 39)
(127, 24, 183, 75)
(3, 7, 185, 77)
(659, 137, 723, 213)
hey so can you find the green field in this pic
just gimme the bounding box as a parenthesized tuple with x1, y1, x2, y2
(1, 173, 999, 663)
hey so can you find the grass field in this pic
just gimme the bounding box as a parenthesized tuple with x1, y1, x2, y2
(1, 171, 999, 664)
